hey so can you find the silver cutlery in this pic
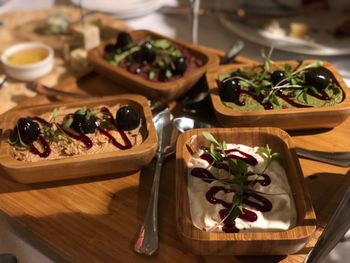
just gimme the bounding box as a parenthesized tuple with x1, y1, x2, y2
(134, 108, 179, 255)
(296, 148, 350, 167)
(27, 82, 93, 99)
(0, 76, 7, 90)
(305, 185, 350, 263)
(173, 116, 350, 167)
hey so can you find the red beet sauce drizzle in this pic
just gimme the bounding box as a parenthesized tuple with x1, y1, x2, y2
(99, 107, 132, 150)
(27, 105, 134, 158)
(28, 117, 51, 158)
(190, 148, 273, 233)
(29, 136, 51, 158)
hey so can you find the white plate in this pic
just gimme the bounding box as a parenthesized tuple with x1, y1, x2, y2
(72, 0, 165, 19)
(218, 11, 350, 56)
(0, 0, 12, 14)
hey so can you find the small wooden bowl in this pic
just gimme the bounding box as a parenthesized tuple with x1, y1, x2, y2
(0, 95, 157, 184)
(88, 30, 220, 102)
(207, 60, 350, 130)
(176, 127, 316, 255)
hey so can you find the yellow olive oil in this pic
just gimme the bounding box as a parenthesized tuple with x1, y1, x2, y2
(7, 48, 49, 65)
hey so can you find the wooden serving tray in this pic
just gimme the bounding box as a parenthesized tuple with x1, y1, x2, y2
(0, 95, 157, 183)
(176, 127, 316, 255)
(88, 29, 220, 102)
(207, 60, 350, 130)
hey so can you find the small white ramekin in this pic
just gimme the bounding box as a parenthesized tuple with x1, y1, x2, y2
(1, 42, 54, 81)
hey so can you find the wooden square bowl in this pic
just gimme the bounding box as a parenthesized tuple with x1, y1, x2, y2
(0, 95, 157, 184)
(207, 60, 350, 130)
(176, 127, 316, 255)
(88, 29, 220, 102)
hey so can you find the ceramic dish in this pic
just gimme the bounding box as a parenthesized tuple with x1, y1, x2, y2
(1, 42, 54, 81)
(207, 60, 350, 130)
(88, 30, 220, 102)
(219, 11, 350, 56)
(175, 127, 316, 255)
(0, 95, 157, 183)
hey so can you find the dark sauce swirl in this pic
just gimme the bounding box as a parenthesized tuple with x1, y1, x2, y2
(29, 135, 51, 158)
(99, 107, 132, 150)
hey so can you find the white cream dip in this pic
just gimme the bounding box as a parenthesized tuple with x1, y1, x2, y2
(187, 143, 297, 233)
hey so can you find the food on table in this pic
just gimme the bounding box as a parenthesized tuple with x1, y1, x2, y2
(69, 48, 92, 76)
(71, 24, 101, 51)
(264, 20, 310, 39)
(8, 105, 143, 162)
(264, 20, 287, 37)
(187, 132, 296, 233)
(218, 57, 344, 111)
(103, 32, 203, 82)
(40, 13, 70, 35)
(7, 47, 49, 65)
(288, 22, 309, 39)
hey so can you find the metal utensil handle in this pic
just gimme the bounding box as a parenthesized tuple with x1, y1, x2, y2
(221, 40, 245, 64)
(296, 148, 350, 167)
(134, 158, 163, 255)
(306, 186, 350, 263)
(190, 0, 201, 44)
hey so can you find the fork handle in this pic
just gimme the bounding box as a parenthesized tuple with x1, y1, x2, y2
(306, 186, 350, 263)
(134, 158, 163, 256)
(296, 148, 350, 167)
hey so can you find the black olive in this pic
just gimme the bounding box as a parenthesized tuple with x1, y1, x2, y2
(71, 113, 98, 134)
(305, 66, 333, 90)
(104, 44, 117, 54)
(158, 68, 169, 82)
(16, 118, 40, 145)
(116, 106, 140, 131)
(115, 32, 133, 49)
(140, 41, 156, 63)
(271, 70, 287, 86)
(172, 57, 187, 75)
(142, 41, 153, 51)
(219, 77, 241, 102)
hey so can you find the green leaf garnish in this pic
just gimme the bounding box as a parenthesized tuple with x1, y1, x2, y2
(202, 131, 220, 146)
(148, 70, 155, 80)
(51, 108, 59, 121)
(165, 69, 173, 79)
(75, 108, 87, 115)
(153, 39, 171, 49)
(62, 116, 73, 129)
(257, 144, 281, 172)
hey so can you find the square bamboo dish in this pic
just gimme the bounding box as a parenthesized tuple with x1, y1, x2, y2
(176, 127, 316, 255)
(0, 95, 157, 184)
(88, 29, 220, 102)
(207, 60, 350, 130)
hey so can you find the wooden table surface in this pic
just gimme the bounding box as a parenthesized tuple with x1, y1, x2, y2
(0, 6, 349, 263)
(0, 73, 349, 263)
